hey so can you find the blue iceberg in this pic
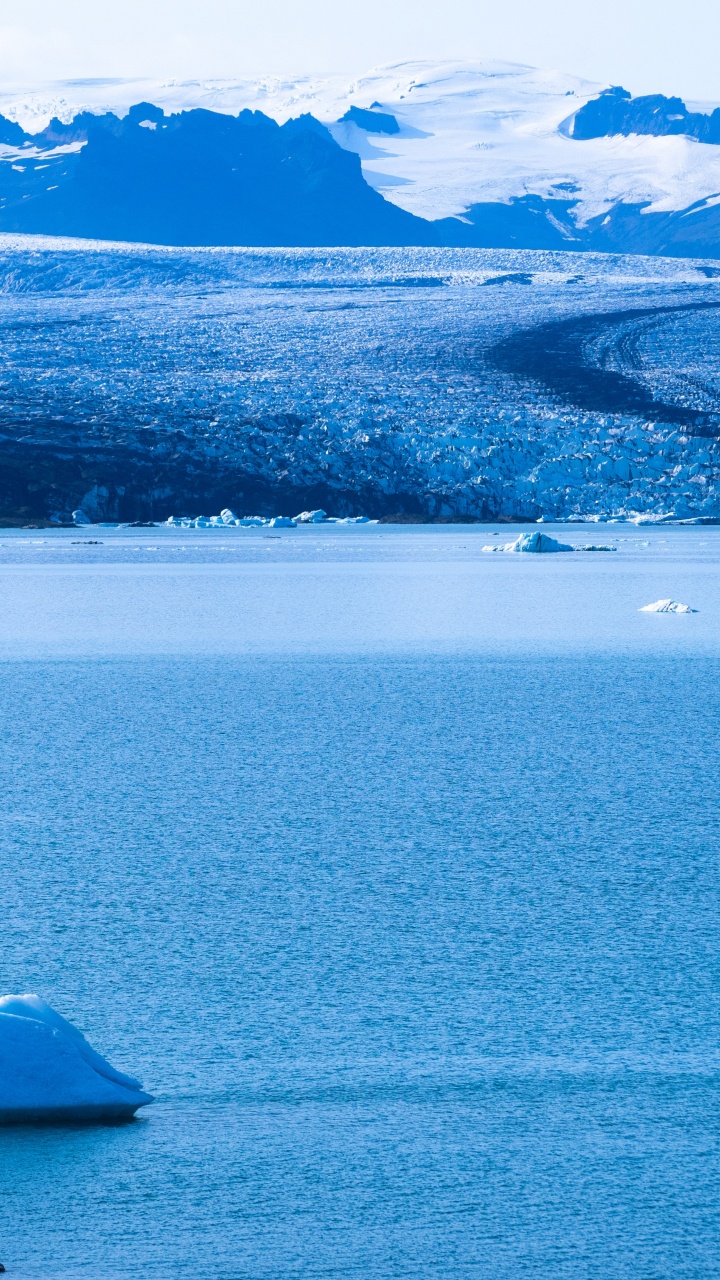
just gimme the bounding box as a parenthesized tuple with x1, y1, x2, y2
(0, 995, 153, 1123)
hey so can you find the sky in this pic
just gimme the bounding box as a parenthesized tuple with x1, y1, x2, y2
(0, 0, 718, 102)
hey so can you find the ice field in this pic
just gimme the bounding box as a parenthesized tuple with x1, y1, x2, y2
(1, 238, 720, 523)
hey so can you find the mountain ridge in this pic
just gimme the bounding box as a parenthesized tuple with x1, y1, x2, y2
(2, 63, 720, 255)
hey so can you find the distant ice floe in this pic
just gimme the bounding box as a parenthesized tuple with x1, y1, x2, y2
(639, 599, 696, 613)
(483, 531, 618, 553)
(483, 531, 574, 553)
(70, 506, 377, 529)
(0, 994, 153, 1122)
(163, 508, 376, 528)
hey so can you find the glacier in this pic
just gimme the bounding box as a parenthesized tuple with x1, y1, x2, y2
(0, 994, 153, 1122)
(0, 238, 719, 525)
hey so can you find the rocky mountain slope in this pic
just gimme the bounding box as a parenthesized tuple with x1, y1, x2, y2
(0, 104, 433, 246)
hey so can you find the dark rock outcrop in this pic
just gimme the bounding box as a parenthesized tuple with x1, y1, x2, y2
(572, 86, 720, 144)
(338, 106, 400, 134)
(0, 105, 435, 247)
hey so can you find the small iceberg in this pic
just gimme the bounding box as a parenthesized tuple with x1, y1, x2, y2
(0, 994, 153, 1123)
(163, 509, 377, 528)
(293, 509, 327, 523)
(639, 599, 696, 613)
(482, 531, 574, 554)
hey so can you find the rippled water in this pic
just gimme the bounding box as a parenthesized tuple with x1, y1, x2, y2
(1, 527, 718, 1279)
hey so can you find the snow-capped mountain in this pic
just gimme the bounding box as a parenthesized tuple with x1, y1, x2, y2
(1, 61, 720, 253)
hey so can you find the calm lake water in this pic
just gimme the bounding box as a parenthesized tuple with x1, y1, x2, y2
(0, 526, 718, 1279)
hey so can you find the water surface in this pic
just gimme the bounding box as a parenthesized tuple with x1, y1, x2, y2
(1, 526, 718, 1278)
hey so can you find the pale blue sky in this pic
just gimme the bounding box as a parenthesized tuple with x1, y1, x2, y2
(0, 0, 718, 101)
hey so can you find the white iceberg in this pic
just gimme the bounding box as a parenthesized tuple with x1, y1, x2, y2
(482, 531, 574, 553)
(0, 994, 153, 1123)
(72, 509, 92, 526)
(639, 599, 696, 613)
(162, 509, 375, 528)
(293, 509, 327, 523)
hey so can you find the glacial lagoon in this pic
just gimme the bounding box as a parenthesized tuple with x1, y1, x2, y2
(0, 522, 719, 1278)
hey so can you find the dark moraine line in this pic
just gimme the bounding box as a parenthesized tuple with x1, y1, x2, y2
(488, 300, 720, 434)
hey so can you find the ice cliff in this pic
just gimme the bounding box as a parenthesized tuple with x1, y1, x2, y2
(0, 994, 153, 1121)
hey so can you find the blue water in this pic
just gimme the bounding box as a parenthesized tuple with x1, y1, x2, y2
(1, 531, 719, 1278)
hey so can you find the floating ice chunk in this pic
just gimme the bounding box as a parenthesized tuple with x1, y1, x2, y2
(72, 510, 92, 526)
(294, 509, 327, 523)
(639, 599, 696, 613)
(578, 544, 617, 552)
(161, 510, 376, 528)
(0, 994, 153, 1123)
(482, 531, 574, 553)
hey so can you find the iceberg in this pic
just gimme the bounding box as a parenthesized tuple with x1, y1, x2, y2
(639, 599, 696, 613)
(294, 509, 327, 523)
(162, 510, 374, 528)
(482, 531, 574, 553)
(0, 994, 153, 1123)
(72, 509, 92, 526)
